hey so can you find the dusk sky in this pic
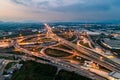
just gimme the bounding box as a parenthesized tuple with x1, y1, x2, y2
(0, 0, 120, 22)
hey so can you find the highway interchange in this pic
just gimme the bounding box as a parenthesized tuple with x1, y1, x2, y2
(0, 23, 120, 80)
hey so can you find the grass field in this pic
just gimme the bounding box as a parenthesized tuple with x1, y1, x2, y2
(0, 56, 14, 60)
(55, 45, 72, 51)
(11, 61, 91, 80)
(11, 61, 57, 80)
(5, 62, 17, 70)
(45, 48, 71, 57)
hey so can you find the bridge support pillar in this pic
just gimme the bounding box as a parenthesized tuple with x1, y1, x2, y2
(56, 68, 61, 75)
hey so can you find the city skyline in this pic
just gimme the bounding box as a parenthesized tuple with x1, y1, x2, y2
(0, 0, 120, 22)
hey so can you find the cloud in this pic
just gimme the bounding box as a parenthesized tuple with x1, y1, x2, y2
(10, 0, 83, 10)
(10, 0, 120, 14)
(11, 0, 32, 6)
(52, 3, 111, 13)
(1, 0, 120, 22)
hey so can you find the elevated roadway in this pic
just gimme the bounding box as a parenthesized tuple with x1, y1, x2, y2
(9, 23, 120, 80)
(12, 28, 107, 80)
(44, 24, 120, 72)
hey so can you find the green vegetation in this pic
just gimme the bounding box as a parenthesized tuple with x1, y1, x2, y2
(45, 48, 71, 57)
(55, 69, 91, 80)
(25, 37, 53, 42)
(56, 45, 72, 51)
(58, 34, 70, 39)
(79, 41, 91, 48)
(0, 47, 24, 55)
(53, 29, 61, 34)
(0, 32, 38, 40)
(67, 35, 77, 41)
(11, 61, 91, 80)
(0, 56, 14, 60)
(5, 62, 17, 70)
(9, 51, 25, 55)
(11, 61, 57, 80)
(0, 34, 18, 39)
(0, 47, 14, 53)
(58, 34, 77, 43)
(20, 32, 38, 36)
(40, 37, 53, 42)
(22, 46, 42, 53)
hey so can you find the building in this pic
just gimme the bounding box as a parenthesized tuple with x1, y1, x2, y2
(0, 59, 5, 65)
(0, 59, 5, 69)
(109, 72, 120, 80)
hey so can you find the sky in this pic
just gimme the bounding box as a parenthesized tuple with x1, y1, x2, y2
(0, 0, 120, 22)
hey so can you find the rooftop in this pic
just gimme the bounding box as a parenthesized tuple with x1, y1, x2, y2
(109, 72, 120, 79)
(0, 59, 4, 64)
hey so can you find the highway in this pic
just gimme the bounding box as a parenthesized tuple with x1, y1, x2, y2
(13, 44, 106, 80)
(8, 23, 120, 80)
(44, 24, 120, 72)
(11, 32, 107, 80)
(1, 23, 119, 80)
